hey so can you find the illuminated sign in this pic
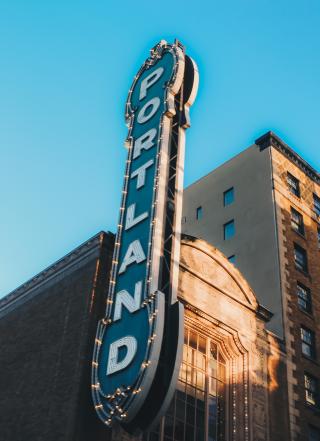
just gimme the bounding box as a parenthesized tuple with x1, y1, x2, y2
(92, 40, 198, 432)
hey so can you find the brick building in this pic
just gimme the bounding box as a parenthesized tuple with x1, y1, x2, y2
(0, 232, 114, 441)
(1, 131, 318, 440)
(0, 232, 290, 441)
(182, 131, 320, 440)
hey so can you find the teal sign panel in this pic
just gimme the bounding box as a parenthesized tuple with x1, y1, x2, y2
(92, 40, 198, 432)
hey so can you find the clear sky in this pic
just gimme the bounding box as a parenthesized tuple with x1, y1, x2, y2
(1, 0, 320, 297)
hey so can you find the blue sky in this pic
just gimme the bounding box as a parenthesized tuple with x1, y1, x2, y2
(1, 0, 320, 297)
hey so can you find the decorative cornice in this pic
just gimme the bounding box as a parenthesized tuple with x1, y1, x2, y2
(0, 231, 114, 314)
(255, 131, 320, 184)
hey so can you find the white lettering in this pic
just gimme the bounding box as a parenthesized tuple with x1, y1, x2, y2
(131, 159, 154, 189)
(118, 240, 146, 274)
(133, 129, 157, 159)
(125, 204, 148, 231)
(106, 336, 137, 375)
(113, 281, 142, 321)
(137, 97, 160, 124)
(139, 67, 164, 101)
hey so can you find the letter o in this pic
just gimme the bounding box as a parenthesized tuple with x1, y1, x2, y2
(137, 97, 160, 124)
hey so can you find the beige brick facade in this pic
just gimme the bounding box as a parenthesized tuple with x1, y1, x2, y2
(271, 146, 320, 441)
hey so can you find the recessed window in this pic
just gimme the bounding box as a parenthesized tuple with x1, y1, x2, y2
(196, 206, 203, 220)
(148, 327, 227, 441)
(297, 282, 312, 313)
(314, 194, 320, 217)
(291, 207, 304, 235)
(223, 187, 234, 206)
(224, 220, 235, 240)
(301, 326, 316, 359)
(305, 373, 318, 406)
(287, 172, 300, 197)
(294, 243, 308, 273)
(228, 255, 236, 264)
(309, 425, 320, 441)
(317, 227, 320, 248)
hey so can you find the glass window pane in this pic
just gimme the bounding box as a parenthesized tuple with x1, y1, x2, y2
(294, 244, 308, 272)
(297, 282, 312, 313)
(314, 194, 320, 216)
(224, 220, 235, 240)
(287, 173, 300, 197)
(223, 187, 234, 206)
(196, 206, 203, 220)
(309, 425, 320, 441)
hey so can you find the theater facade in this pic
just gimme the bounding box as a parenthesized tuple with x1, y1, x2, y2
(0, 231, 290, 441)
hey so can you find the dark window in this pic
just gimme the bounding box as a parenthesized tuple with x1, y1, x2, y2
(317, 227, 320, 247)
(223, 187, 234, 206)
(294, 243, 308, 273)
(314, 194, 320, 216)
(287, 172, 300, 197)
(309, 425, 320, 441)
(305, 373, 319, 406)
(297, 282, 312, 313)
(228, 255, 236, 264)
(291, 207, 304, 235)
(301, 327, 316, 359)
(196, 206, 203, 220)
(224, 220, 235, 240)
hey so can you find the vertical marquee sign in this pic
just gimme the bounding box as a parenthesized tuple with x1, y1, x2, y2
(92, 40, 198, 432)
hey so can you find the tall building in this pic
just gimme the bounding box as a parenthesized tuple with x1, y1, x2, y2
(1, 131, 319, 441)
(182, 131, 320, 440)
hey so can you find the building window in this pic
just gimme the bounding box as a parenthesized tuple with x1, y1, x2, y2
(297, 282, 312, 313)
(144, 327, 227, 441)
(287, 172, 300, 197)
(223, 187, 234, 206)
(305, 373, 319, 407)
(309, 425, 320, 441)
(314, 194, 320, 216)
(301, 326, 316, 359)
(224, 220, 235, 240)
(291, 207, 304, 235)
(228, 255, 236, 264)
(317, 227, 320, 248)
(294, 243, 308, 273)
(196, 206, 203, 220)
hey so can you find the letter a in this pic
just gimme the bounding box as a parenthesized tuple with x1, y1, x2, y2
(118, 240, 146, 274)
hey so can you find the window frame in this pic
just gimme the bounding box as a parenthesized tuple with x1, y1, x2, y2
(297, 282, 312, 314)
(287, 172, 300, 197)
(223, 187, 234, 207)
(196, 206, 203, 220)
(145, 327, 229, 441)
(294, 243, 308, 273)
(309, 425, 320, 441)
(291, 207, 305, 236)
(223, 220, 235, 240)
(301, 326, 316, 360)
(314, 193, 320, 217)
(304, 372, 319, 407)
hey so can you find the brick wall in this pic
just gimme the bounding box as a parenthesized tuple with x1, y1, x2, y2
(0, 232, 114, 441)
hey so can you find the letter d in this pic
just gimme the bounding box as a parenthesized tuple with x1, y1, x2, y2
(106, 336, 137, 375)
